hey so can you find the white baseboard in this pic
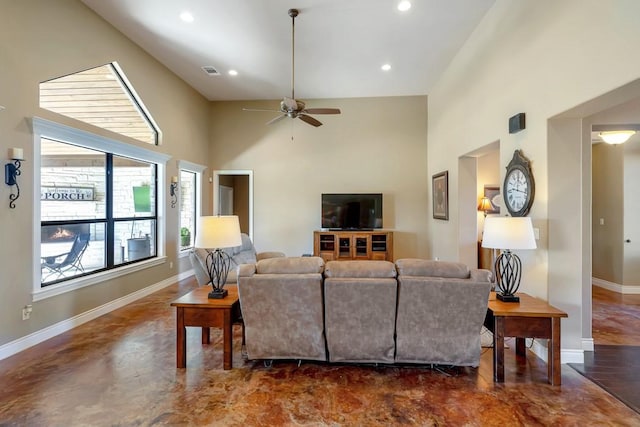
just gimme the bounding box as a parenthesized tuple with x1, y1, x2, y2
(593, 277, 640, 294)
(582, 338, 594, 352)
(529, 339, 584, 364)
(0, 270, 194, 361)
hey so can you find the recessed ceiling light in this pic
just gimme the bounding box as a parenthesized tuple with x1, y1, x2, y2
(381, 64, 392, 71)
(228, 70, 238, 76)
(397, 1, 411, 12)
(180, 11, 194, 23)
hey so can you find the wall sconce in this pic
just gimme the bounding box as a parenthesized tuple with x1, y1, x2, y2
(5, 148, 24, 209)
(478, 196, 492, 217)
(170, 176, 178, 208)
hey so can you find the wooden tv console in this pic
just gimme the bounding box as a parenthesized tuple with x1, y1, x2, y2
(313, 230, 393, 262)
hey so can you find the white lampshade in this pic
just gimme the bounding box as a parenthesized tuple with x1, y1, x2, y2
(194, 215, 242, 249)
(481, 216, 537, 250)
(599, 130, 636, 145)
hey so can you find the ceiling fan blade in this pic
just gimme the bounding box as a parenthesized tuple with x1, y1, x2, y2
(302, 108, 341, 115)
(266, 115, 287, 125)
(242, 108, 281, 113)
(298, 114, 323, 127)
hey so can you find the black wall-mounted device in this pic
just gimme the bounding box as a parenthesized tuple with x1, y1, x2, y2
(509, 113, 526, 134)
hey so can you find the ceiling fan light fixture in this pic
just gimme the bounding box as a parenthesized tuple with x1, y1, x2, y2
(242, 8, 341, 129)
(599, 130, 636, 144)
(397, 1, 412, 12)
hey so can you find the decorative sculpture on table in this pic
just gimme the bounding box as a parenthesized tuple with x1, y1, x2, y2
(194, 215, 242, 299)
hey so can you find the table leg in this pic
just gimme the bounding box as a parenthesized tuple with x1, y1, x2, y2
(202, 327, 210, 344)
(516, 337, 526, 357)
(549, 317, 562, 385)
(223, 308, 233, 370)
(494, 316, 505, 382)
(176, 307, 186, 368)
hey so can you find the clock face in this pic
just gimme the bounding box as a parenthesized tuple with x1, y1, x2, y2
(503, 150, 534, 217)
(505, 168, 529, 212)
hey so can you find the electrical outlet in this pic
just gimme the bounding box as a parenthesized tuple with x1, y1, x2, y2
(22, 305, 32, 320)
(169, 261, 173, 269)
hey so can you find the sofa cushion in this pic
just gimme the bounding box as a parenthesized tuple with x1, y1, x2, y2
(227, 233, 257, 257)
(256, 256, 324, 274)
(324, 260, 397, 278)
(395, 258, 470, 279)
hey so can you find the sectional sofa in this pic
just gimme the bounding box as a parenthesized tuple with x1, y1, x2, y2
(236, 256, 493, 367)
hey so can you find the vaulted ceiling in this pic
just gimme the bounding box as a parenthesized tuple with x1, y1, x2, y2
(81, 0, 495, 101)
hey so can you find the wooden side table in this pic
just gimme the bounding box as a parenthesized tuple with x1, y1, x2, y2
(484, 292, 568, 385)
(170, 285, 241, 370)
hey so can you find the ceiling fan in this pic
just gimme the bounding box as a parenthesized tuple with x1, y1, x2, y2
(243, 8, 341, 127)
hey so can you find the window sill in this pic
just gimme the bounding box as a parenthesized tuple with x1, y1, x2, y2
(32, 256, 167, 302)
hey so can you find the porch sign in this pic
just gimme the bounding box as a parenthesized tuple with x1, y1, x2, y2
(41, 186, 95, 201)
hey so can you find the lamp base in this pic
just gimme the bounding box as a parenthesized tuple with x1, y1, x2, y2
(497, 293, 520, 303)
(208, 288, 228, 299)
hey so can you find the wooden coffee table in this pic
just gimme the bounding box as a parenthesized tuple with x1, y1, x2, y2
(484, 292, 568, 385)
(170, 285, 241, 370)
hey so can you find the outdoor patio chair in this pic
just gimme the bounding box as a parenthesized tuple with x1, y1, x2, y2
(41, 232, 90, 282)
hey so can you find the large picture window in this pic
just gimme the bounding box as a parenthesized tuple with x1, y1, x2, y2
(40, 138, 158, 286)
(34, 118, 170, 298)
(39, 63, 160, 145)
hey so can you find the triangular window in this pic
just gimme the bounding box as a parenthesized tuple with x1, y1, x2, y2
(39, 63, 159, 145)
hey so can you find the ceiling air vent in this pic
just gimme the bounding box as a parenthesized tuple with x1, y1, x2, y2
(201, 66, 220, 76)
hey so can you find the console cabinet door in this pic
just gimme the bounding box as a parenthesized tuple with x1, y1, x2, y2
(314, 231, 393, 261)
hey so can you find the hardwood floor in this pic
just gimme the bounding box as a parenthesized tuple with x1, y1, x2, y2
(592, 285, 640, 345)
(0, 278, 639, 426)
(569, 286, 640, 414)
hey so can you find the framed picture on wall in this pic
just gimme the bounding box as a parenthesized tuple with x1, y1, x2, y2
(484, 185, 501, 215)
(432, 171, 449, 220)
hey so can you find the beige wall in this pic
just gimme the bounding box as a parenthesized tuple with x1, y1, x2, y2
(209, 96, 429, 257)
(0, 0, 210, 347)
(592, 143, 623, 283)
(233, 175, 250, 234)
(428, 0, 640, 352)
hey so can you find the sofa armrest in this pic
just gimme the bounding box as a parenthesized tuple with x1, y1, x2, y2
(470, 268, 493, 283)
(256, 251, 286, 261)
(237, 263, 257, 277)
(189, 249, 211, 286)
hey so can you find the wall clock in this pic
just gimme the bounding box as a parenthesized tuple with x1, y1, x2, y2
(503, 149, 535, 217)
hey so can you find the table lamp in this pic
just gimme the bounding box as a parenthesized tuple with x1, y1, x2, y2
(481, 216, 536, 302)
(194, 215, 242, 299)
(477, 196, 492, 217)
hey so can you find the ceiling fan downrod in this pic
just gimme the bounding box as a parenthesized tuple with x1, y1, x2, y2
(288, 8, 298, 101)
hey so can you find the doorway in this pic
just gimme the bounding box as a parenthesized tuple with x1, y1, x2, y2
(548, 77, 640, 359)
(213, 170, 253, 240)
(458, 141, 500, 268)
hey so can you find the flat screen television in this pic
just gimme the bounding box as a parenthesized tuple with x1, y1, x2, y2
(321, 193, 383, 230)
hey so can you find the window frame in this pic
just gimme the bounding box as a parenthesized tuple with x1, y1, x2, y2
(178, 160, 206, 258)
(32, 117, 170, 301)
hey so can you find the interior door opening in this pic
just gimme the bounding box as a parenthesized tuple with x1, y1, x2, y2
(213, 170, 253, 240)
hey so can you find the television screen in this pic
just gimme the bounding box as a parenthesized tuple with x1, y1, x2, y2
(321, 193, 383, 230)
